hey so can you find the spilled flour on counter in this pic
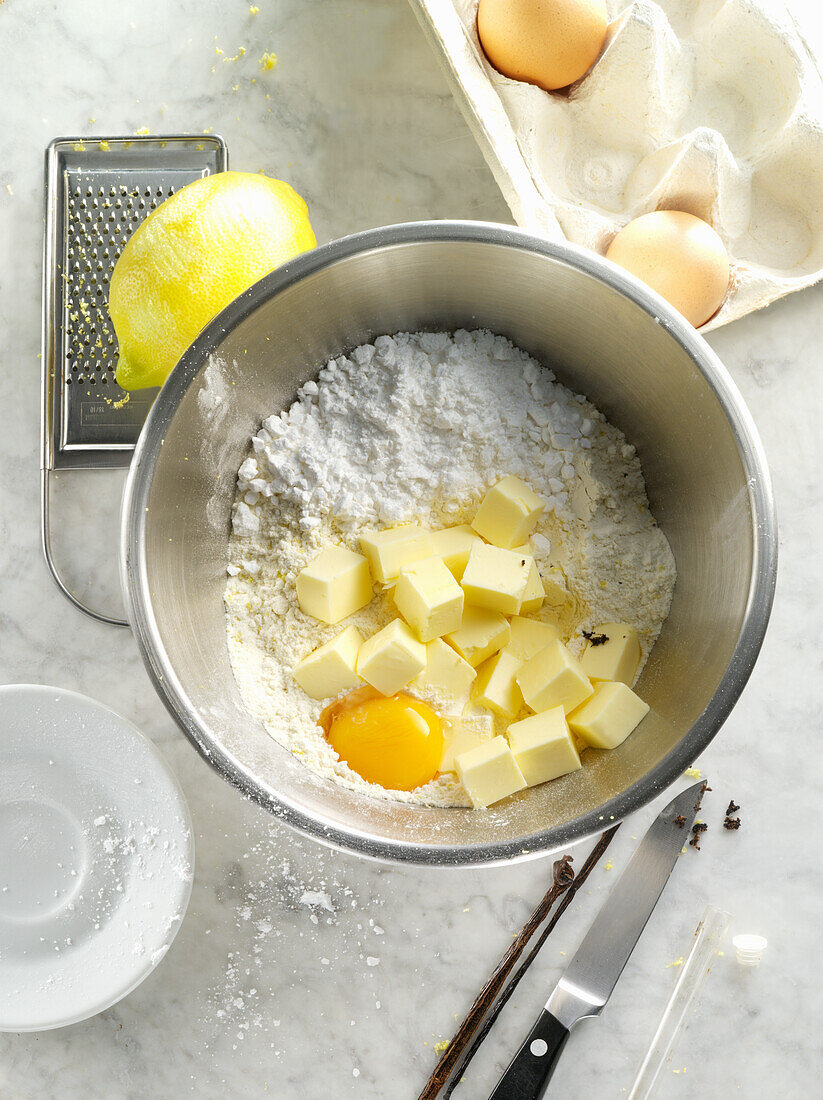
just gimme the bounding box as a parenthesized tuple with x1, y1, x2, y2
(199, 824, 387, 1062)
(224, 330, 676, 806)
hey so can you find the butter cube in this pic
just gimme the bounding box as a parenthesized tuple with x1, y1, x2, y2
(581, 623, 641, 686)
(296, 546, 373, 625)
(542, 566, 569, 607)
(507, 707, 582, 786)
(461, 543, 532, 615)
(356, 619, 426, 696)
(510, 544, 544, 614)
(517, 640, 594, 714)
(455, 735, 527, 808)
(568, 681, 650, 750)
(445, 607, 511, 668)
(507, 616, 561, 661)
(440, 713, 494, 773)
(359, 525, 432, 584)
(471, 475, 546, 549)
(430, 525, 484, 580)
(413, 638, 476, 700)
(395, 557, 464, 643)
(473, 650, 524, 718)
(519, 559, 545, 614)
(293, 626, 363, 700)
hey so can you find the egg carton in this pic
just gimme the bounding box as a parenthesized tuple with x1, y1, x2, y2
(409, 0, 823, 329)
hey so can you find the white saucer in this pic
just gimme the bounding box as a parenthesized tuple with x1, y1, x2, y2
(0, 685, 194, 1032)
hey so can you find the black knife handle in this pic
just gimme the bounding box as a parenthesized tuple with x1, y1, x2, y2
(488, 1009, 569, 1100)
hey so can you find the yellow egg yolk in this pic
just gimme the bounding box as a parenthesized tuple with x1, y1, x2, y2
(321, 689, 444, 792)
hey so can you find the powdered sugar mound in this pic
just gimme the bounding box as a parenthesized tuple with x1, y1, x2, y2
(225, 330, 676, 806)
(233, 330, 583, 534)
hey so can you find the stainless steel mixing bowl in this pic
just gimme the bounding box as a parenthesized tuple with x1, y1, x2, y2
(121, 222, 777, 866)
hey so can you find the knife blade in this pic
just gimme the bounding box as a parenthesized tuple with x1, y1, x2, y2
(489, 781, 705, 1100)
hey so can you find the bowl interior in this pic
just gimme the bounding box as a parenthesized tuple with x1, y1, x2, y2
(124, 227, 773, 864)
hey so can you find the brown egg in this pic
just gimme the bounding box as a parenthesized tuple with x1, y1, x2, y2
(477, 0, 608, 91)
(605, 211, 731, 328)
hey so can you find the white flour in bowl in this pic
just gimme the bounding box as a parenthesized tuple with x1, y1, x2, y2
(224, 330, 676, 807)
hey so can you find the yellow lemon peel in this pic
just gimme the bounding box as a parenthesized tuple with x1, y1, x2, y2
(109, 171, 316, 390)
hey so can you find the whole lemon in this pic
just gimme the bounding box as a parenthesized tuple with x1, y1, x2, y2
(109, 171, 316, 390)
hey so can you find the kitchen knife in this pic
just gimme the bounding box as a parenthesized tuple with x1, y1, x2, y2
(489, 781, 704, 1100)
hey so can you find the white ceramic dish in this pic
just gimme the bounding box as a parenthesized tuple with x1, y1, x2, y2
(0, 685, 194, 1032)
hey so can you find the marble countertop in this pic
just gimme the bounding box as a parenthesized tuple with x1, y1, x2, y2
(1, 0, 821, 1096)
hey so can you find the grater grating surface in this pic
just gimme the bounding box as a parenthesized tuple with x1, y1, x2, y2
(42, 136, 228, 470)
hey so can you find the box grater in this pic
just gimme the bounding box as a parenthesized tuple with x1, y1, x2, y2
(41, 134, 228, 624)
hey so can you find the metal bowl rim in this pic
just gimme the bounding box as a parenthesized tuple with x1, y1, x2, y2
(121, 219, 778, 867)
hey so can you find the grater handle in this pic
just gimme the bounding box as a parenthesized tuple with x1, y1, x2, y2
(41, 468, 129, 628)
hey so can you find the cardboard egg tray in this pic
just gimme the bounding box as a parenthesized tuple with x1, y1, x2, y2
(409, 0, 823, 329)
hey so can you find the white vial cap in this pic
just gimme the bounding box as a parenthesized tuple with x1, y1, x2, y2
(732, 933, 767, 967)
